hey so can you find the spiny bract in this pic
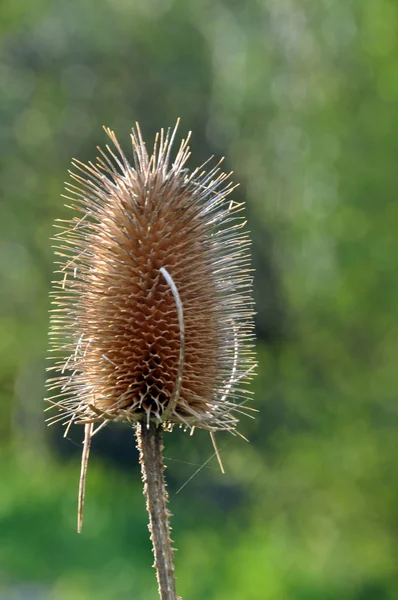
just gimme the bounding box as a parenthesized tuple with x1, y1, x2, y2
(47, 121, 256, 435)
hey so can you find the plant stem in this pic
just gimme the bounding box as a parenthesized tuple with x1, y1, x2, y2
(136, 420, 178, 600)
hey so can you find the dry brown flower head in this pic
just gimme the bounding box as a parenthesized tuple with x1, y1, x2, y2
(46, 121, 256, 440)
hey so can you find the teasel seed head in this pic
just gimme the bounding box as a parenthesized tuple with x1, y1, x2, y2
(46, 120, 256, 436)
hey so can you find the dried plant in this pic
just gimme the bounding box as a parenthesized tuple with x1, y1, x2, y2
(46, 120, 256, 599)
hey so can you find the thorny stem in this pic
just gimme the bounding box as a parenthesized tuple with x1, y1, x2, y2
(136, 420, 179, 600)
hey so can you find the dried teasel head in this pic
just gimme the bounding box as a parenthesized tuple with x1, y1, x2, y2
(46, 120, 256, 439)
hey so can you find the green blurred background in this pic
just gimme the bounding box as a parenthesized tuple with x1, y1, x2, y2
(1, 0, 398, 598)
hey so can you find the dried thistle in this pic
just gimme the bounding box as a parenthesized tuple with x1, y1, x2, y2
(46, 120, 256, 599)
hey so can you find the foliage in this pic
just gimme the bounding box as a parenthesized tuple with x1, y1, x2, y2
(1, 0, 398, 597)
